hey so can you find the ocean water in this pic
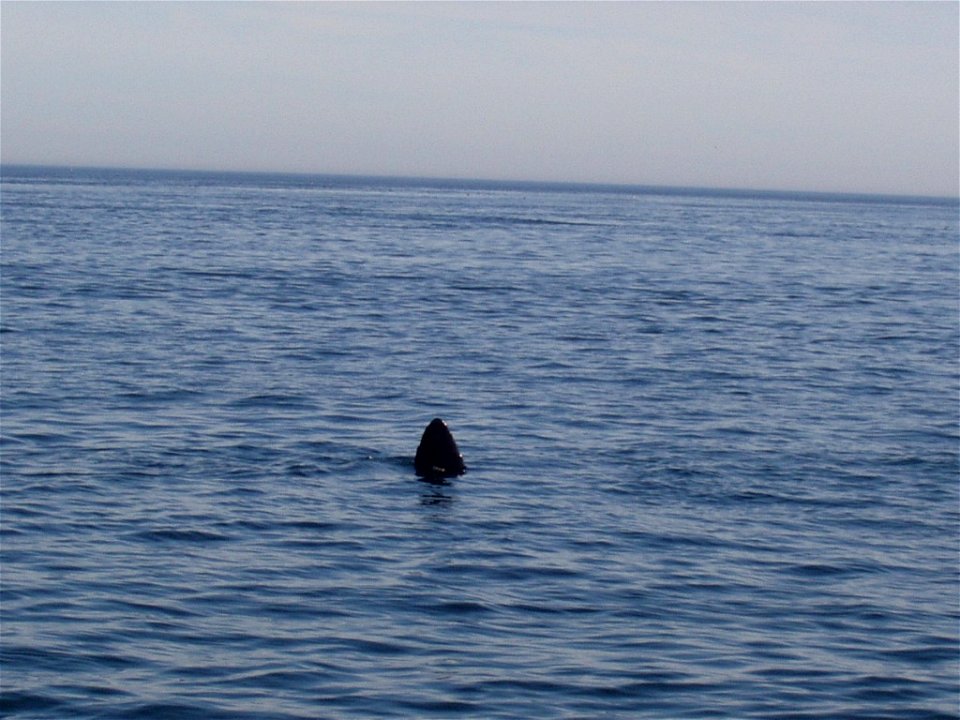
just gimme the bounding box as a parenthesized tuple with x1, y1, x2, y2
(1, 165, 957, 719)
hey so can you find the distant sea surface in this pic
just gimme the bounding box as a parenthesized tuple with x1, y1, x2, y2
(2, 165, 958, 719)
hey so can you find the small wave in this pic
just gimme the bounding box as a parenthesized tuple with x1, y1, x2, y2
(282, 519, 346, 532)
(335, 636, 413, 656)
(110, 701, 242, 720)
(227, 393, 316, 410)
(882, 643, 959, 665)
(0, 691, 66, 716)
(786, 562, 857, 578)
(116, 388, 206, 405)
(179, 268, 258, 281)
(431, 600, 493, 615)
(396, 698, 482, 714)
(130, 528, 230, 543)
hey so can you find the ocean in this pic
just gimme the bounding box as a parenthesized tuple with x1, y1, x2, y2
(1, 165, 957, 719)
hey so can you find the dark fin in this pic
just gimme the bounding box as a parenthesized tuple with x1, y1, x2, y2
(414, 418, 466, 478)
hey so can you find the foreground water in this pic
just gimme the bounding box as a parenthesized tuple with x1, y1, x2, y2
(2, 166, 958, 718)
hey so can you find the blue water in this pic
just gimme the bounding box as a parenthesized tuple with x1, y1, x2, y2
(2, 165, 958, 719)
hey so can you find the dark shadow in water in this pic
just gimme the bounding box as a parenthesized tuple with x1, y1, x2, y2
(418, 477, 455, 506)
(368, 451, 456, 505)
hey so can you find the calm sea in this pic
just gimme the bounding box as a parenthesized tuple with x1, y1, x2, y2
(1, 165, 958, 719)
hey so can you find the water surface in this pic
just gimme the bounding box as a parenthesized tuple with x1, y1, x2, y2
(2, 166, 958, 718)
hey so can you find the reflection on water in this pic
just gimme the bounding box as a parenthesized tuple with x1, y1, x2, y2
(419, 477, 455, 507)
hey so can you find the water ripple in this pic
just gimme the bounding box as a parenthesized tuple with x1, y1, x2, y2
(1, 167, 957, 719)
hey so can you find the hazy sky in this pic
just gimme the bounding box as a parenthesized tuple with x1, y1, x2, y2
(2, 1, 957, 196)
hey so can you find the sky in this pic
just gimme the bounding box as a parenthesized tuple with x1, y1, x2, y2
(2, 1, 957, 197)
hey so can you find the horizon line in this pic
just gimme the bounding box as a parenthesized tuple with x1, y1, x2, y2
(2, 161, 957, 204)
